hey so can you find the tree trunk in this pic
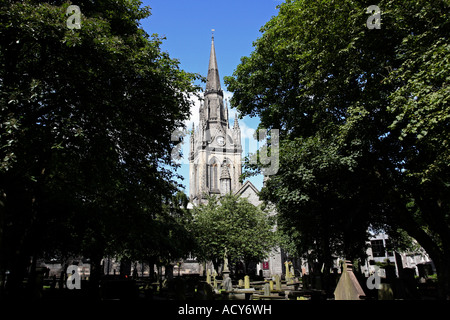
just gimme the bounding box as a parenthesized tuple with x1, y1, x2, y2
(88, 255, 103, 300)
(212, 259, 220, 276)
(401, 220, 450, 299)
(148, 258, 156, 281)
(429, 254, 450, 300)
(0, 190, 5, 297)
(27, 254, 37, 299)
(393, 191, 450, 300)
(165, 264, 174, 280)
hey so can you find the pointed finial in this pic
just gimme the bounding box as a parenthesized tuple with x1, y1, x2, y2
(211, 29, 215, 40)
(206, 29, 221, 93)
(234, 113, 240, 129)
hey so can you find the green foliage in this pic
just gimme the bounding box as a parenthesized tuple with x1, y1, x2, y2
(0, 0, 201, 287)
(190, 194, 275, 271)
(225, 0, 450, 294)
(261, 135, 372, 265)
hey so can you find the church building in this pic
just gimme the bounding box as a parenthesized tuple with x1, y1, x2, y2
(188, 34, 284, 277)
(189, 34, 243, 203)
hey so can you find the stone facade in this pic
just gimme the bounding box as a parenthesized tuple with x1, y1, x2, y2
(189, 35, 242, 204)
(187, 36, 284, 277)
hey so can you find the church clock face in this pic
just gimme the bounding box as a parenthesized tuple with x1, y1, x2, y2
(216, 136, 225, 146)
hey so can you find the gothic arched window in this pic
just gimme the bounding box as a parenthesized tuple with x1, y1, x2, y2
(208, 158, 219, 191)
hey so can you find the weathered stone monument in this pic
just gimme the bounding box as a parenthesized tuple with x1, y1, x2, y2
(284, 261, 292, 282)
(222, 277, 233, 292)
(206, 269, 211, 285)
(263, 282, 271, 296)
(244, 275, 250, 289)
(222, 248, 230, 280)
(275, 274, 281, 291)
(334, 260, 366, 300)
(378, 283, 394, 300)
(213, 271, 218, 290)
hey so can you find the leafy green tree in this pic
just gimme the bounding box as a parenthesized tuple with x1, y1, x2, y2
(259, 136, 375, 272)
(383, 1, 450, 299)
(225, 0, 450, 298)
(0, 0, 200, 296)
(191, 194, 275, 274)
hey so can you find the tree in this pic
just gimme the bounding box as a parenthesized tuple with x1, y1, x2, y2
(259, 136, 375, 272)
(225, 0, 450, 298)
(227, 0, 394, 273)
(191, 194, 275, 275)
(0, 0, 200, 297)
(107, 191, 196, 281)
(382, 1, 450, 299)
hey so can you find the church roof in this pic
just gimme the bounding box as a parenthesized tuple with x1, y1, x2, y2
(235, 180, 260, 197)
(205, 35, 221, 93)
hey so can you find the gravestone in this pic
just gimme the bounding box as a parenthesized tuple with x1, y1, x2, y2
(302, 274, 310, 289)
(384, 264, 396, 282)
(334, 261, 366, 300)
(284, 261, 291, 281)
(398, 267, 419, 299)
(222, 249, 231, 281)
(223, 277, 233, 292)
(244, 275, 250, 289)
(206, 269, 211, 285)
(213, 271, 218, 290)
(417, 263, 433, 281)
(195, 282, 214, 300)
(275, 275, 281, 291)
(378, 283, 394, 300)
(263, 282, 271, 296)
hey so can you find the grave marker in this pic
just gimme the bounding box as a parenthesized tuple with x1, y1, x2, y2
(334, 261, 366, 300)
(244, 275, 250, 289)
(275, 275, 281, 291)
(206, 269, 211, 285)
(263, 282, 271, 296)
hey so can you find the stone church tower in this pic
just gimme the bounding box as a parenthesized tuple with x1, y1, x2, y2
(189, 35, 242, 204)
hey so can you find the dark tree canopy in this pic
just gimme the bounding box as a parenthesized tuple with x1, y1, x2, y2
(225, 0, 450, 299)
(0, 0, 201, 296)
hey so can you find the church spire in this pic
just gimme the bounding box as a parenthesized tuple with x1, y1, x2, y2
(233, 115, 239, 129)
(205, 30, 222, 95)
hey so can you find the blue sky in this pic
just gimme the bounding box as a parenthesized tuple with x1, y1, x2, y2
(139, 0, 281, 194)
